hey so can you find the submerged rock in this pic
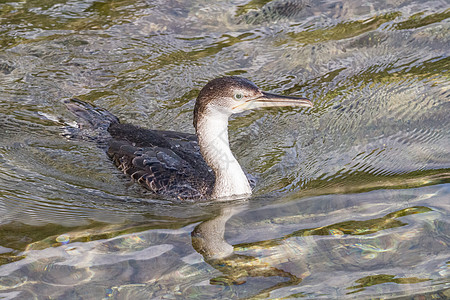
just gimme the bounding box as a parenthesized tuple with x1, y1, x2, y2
(0, 61, 15, 75)
(238, 0, 312, 25)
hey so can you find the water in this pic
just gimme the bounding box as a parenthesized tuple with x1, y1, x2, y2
(0, 0, 449, 298)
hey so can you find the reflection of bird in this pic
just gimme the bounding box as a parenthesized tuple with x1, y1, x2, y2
(66, 77, 312, 200)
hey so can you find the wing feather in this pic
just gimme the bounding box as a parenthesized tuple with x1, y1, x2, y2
(107, 123, 214, 200)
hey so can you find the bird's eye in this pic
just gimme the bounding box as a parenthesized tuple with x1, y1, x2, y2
(234, 93, 244, 100)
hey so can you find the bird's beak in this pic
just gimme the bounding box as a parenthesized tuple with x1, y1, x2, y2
(233, 92, 313, 111)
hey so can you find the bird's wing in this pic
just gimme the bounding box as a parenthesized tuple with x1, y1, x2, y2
(107, 123, 214, 200)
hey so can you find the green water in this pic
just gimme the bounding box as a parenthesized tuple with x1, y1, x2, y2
(0, 0, 449, 299)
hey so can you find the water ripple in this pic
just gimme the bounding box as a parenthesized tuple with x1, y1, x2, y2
(0, 0, 449, 298)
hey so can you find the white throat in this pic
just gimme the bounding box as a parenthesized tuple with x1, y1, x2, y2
(196, 107, 251, 199)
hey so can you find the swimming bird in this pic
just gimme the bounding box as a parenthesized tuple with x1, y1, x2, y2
(66, 76, 313, 201)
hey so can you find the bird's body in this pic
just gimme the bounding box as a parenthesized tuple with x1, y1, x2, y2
(107, 122, 215, 200)
(66, 77, 312, 201)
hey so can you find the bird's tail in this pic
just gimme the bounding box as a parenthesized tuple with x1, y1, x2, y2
(63, 98, 119, 145)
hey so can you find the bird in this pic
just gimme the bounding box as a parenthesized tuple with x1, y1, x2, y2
(65, 76, 313, 201)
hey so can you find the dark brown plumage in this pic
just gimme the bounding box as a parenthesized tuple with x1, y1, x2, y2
(106, 123, 215, 200)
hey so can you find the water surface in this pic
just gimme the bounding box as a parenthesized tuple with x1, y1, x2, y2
(0, 0, 449, 299)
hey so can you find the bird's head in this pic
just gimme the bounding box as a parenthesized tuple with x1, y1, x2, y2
(194, 76, 313, 129)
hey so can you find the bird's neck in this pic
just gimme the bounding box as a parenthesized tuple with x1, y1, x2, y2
(196, 107, 251, 199)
